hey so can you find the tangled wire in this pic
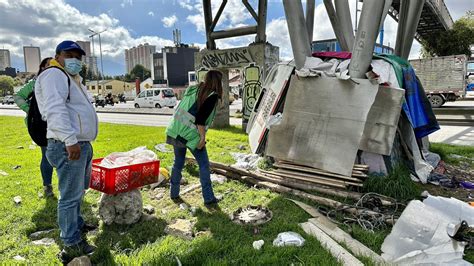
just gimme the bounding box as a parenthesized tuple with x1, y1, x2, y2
(318, 193, 401, 232)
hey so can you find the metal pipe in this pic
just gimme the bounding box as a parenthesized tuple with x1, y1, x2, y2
(323, 0, 349, 51)
(335, 0, 354, 51)
(243, 0, 259, 21)
(210, 26, 258, 39)
(283, 0, 312, 70)
(400, 0, 425, 59)
(210, 0, 227, 32)
(349, 0, 385, 78)
(306, 0, 315, 44)
(379, 0, 393, 33)
(256, 0, 267, 43)
(395, 0, 409, 56)
(203, 0, 215, 49)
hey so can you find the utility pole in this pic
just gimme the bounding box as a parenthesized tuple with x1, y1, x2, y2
(89, 28, 107, 95)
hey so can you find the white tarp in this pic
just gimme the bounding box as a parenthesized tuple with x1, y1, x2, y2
(381, 196, 474, 265)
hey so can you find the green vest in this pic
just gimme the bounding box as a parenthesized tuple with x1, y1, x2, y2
(166, 85, 217, 150)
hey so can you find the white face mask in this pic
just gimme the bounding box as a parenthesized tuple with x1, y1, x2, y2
(64, 58, 82, 75)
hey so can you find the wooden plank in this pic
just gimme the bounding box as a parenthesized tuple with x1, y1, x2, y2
(257, 170, 346, 190)
(280, 160, 369, 172)
(275, 163, 363, 182)
(275, 169, 363, 187)
(300, 222, 364, 266)
(269, 170, 349, 188)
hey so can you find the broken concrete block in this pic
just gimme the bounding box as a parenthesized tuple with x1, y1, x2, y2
(143, 205, 155, 214)
(32, 238, 55, 246)
(165, 219, 194, 240)
(29, 229, 56, 240)
(98, 189, 143, 225)
(67, 256, 92, 266)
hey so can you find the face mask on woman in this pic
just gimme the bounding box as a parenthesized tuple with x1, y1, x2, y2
(64, 58, 82, 75)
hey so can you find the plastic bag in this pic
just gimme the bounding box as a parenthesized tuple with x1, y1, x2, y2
(273, 232, 305, 247)
(100, 146, 157, 168)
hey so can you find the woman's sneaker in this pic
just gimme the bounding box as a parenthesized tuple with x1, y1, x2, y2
(43, 185, 54, 197)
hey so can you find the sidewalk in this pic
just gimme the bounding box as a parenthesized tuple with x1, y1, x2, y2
(429, 126, 474, 146)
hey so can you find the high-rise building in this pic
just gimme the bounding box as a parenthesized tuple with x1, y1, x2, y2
(125, 43, 156, 73)
(151, 44, 200, 87)
(76, 40, 97, 76)
(0, 49, 11, 71)
(23, 46, 41, 73)
(76, 40, 91, 56)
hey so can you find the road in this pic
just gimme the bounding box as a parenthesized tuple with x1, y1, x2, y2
(0, 107, 242, 127)
(1, 99, 472, 145)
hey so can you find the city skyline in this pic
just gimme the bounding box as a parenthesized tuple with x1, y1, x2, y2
(0, 0, 472, 75)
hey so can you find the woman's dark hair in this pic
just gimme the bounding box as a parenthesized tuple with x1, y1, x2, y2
(197, 70, 223, 109)
(37, 57, 53, 76)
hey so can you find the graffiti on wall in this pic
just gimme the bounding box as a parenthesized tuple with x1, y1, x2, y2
(199, 48, 253, 69)
(242, 63, 262, 120)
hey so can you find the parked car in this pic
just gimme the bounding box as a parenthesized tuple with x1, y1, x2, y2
(1, 95, 14, 105)
(134, 88, 177, 108)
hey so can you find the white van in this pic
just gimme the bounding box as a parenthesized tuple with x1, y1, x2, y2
(134, 88, 177, 108)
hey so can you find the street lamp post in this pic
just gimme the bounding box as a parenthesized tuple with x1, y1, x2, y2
(89, 28, 107, 95)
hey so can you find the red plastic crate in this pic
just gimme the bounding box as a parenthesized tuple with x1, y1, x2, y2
(89, 158, 160, 194)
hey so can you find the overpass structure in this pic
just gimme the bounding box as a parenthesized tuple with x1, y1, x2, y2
(388, 0, 454, 43)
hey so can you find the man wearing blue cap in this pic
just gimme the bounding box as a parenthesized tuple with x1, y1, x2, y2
(35, 40, 98, 263)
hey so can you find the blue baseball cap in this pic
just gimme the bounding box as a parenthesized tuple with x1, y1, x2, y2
(55, 40, 86, 56)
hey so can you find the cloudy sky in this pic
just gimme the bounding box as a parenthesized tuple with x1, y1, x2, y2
(0, 0, 472, 75)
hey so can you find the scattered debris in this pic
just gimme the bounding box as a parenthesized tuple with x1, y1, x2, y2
(195, 230, 212, 238)
(381, 196, 474, 264)
(231, 153, 261, 170)
(67, 255, 91, 266)
(253, 240, 264, 250)
(13, 165, 21, 170)
(273, 232, 305, 247)
(238, 144, 246, 150)
(32, 238, 55, 246)
(210, 174, 227, 184)
(13, 196, 21, 204)
(154, 143, 171, 153)
(28, 145, 36, 150)
(0, 170, 8, 176)
(190, 207, 198, 216)
(143, 205, 155, 214)
(181, 183, 201, 195)
(16, 146, 24, 149)
(179, 203, 189, 211)
(289, 198, 385, 263)
(180, 178, 188, 185)
(13, 255, 26, 261)
(300, 222, 363, 266)
(140, 213, 155, 222)
(231, 205, 272, 225)
(98, 189, 143, 225)
(161, 209, 168, 215)
(29, 229, 56, 240)
(165, 219, 194, 240)
(86, 229, 99, 237)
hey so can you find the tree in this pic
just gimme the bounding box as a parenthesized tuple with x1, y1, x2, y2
(129, 64, 151, 82)
(80, 64, 87, 85)
(421, 11, 474, 57)
(0, 75, 15, 96)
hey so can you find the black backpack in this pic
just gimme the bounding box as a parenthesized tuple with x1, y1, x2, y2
(27, 66, 71, 146)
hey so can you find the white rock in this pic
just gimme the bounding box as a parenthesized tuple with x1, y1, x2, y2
(29, 229, 55, 239)
(67, 255, 91, 266)
(165, 219, 194, 240)
(0, 170, 8, 176)
(143, 205, 155, 214)
(98, 189, 143, 225)
(179, 203, 189, 210)
(32, 238, 55, 246)
(13, 255, 26, 261)
(253, 240, 264, 250)
(210, 174, 227, 184)
(13, 196, 21, 204)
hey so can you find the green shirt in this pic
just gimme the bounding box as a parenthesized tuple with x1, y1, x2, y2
(14, 79, 35, 113)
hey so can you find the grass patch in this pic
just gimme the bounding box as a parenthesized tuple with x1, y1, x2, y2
(430, 143, 474, 166)
(363, 164, 422, 202)
(0, 116, 339, 265)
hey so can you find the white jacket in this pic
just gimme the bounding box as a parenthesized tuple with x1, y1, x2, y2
(35, 68, 98, 146)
